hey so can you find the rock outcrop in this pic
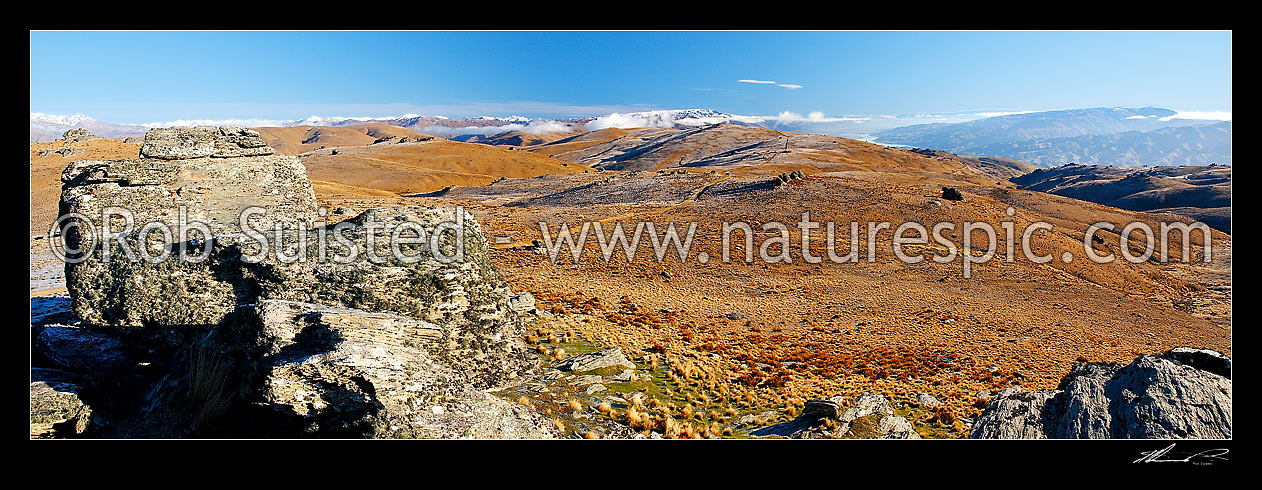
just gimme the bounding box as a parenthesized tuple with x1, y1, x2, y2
(41, 126, 547, 438)
(970, 348, 1231, 439)
(59, 126, 317, 327)
(61, 128, 98, 144)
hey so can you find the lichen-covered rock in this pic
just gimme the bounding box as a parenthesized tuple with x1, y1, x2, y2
(139, 126, 275, 160)
(970, 348, 1232, 439)
(30, 368, 93, 438)
(251, 300, 551, 438)
(840, 392, 894, 422)
(59, 126, 317, 327)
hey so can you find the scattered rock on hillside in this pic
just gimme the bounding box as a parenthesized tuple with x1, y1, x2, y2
(941, 187, 964, 201)
(915, 392, 943, 408)
(970, 348, 1231, 439)
(555, 347, 635, 373)
(751, 392, 920, 439)
(39, 148, 85, 158)
(61, 128, 98, 143)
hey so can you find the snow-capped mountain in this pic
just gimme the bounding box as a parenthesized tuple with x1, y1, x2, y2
(30, 113, 148, 142)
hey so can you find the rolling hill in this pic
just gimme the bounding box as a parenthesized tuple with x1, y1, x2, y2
(1012, 164, 1231, 232)
(254, 123, 435, 155)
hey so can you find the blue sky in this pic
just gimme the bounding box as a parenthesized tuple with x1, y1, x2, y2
(30, 31, 1232, 124)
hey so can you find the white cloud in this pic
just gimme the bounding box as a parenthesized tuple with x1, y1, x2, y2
(972, 110, 1036, 118)
(418, 119, 579, 137)
(1160, 110, 1232, 122)
(768, 111, 868, 123)
(739, 79, 803, 90)
(141, 117, 295, 128)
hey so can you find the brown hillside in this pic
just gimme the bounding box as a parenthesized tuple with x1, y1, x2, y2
(30, 138, 140, 236)
(298, 138, 589, 197)
(255, 122, 432, 155)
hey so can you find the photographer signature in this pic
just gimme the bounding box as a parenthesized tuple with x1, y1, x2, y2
(1134, 443, 1229, 465)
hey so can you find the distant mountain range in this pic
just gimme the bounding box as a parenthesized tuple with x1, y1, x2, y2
(26, 109, 1009, 144)
(873, 107, 1231, 167)
(31, 107, 1232, 168)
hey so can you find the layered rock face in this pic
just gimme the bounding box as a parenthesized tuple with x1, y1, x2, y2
(970, 348, 1232, 439)
(43, 126, 545, 438)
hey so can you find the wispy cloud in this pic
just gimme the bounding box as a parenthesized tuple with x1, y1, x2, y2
(739, 79, 803, 90)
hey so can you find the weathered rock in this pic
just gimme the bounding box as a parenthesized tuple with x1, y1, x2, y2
(970, 348, 1231, 439)
(62, 128, 97, 143)
(802, 396, 846, 419)
(555, 347, 635, 373)
(876, 414, 920, 439)
(59, 127, 317, 327)
(608, 369, 636, 383)
(40, 147, 85, 158)
(915, 392, 942, 408)
(752, 392, 919, 439)
(139, 126, 275, 160)
(840, 392, 894, 422)
(251, 300, 550, 438)
(50, 126, 550, 439)
(584, 384, 607, 395)
(35, 325, 131, 372)
(211, 126, 274, 158)
(30, 368, 92, 438)
(139, 127, 216, 159)
(508, 291, 536, 314)
(735, 410, 779, 428)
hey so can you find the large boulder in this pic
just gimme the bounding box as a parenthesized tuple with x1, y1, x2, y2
(970, 348, 1231, 439)
(59, 126, 317, 327)
(48, 126, 547, 438)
